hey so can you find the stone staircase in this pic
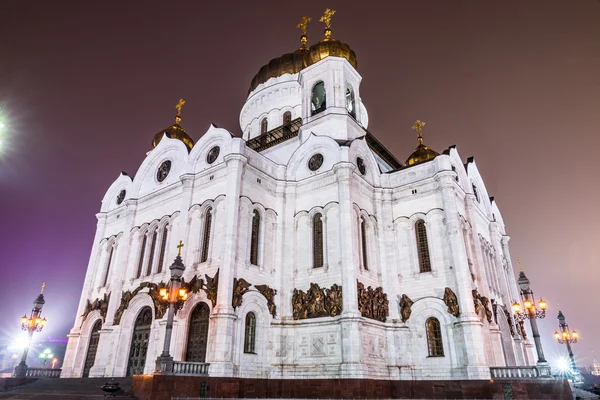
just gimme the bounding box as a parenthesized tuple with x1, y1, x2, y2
(0, 377, 136, 399)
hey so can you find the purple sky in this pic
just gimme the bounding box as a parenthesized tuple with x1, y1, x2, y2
(1, 1, 598, 367)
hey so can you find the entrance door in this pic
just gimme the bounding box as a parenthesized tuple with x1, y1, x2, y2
(82, 320, 102, 377)
(126, 307, 152, 376)
(185, 302, 210, 362)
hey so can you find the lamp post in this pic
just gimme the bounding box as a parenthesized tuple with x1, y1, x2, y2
(14, 283, 48, 378)
(39, 348, 54, 367)
(155, 241, 188, 374)
(512, 260, 547, 367)
(554, 310, 578, 373)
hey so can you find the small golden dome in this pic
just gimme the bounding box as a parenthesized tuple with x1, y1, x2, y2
(152, 119, 194, 152)
(405, 143, 439, 166)
(306, 39, 357, 70)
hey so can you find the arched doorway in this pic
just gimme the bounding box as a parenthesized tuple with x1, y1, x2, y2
(126, 306, 152, 376)
(82, 319, 102, 377)
(186, 302, 210, 362)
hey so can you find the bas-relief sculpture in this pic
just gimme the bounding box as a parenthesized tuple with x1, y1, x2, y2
(518, 320, 528, 340)
(292, 283, 342, 320)
(232, 278, 252, 309)
(503, 305, 517, 338)
(480, 296, 493, 323)
(255, 284, 278, 318)
(204, 269, 219, 308)
(357, 281, 389, 322)
(442, 287, 460, 317)
(399, 294, 414, 323)
(81, 292, 111, 322)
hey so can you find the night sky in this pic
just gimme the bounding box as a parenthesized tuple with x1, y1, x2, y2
(1, 1, 598, 368)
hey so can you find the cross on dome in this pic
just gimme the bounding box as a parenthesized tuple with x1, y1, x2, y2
(320, 8, 336, 40)
(177, 240, 184, 257)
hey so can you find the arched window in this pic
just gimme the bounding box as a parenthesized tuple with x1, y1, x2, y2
(415, 220, 432, 273)
(283, 111, 292, 126)
(102, 243, 114, 287)
(136, 233, 147, 279)
(146, 228, 158, 276)
(345, 85, 356, 118)
(360, 217, 368, 271)
(244, 312, 257, 354)
(260, 118, 268, 134)
(426, 317, 444, 357)
(311, 81, 326, 115)
(250, 210, 260, 266)
(157, 225, 168, 273)
(200, 207, 212, 263)
(313, 213, 324, 268)
(83, 319, 102, 377)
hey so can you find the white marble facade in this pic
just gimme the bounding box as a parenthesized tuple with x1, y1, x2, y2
(61, 38, 535, 381)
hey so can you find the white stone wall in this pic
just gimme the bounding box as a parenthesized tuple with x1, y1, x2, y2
(62, 57, 527, 381)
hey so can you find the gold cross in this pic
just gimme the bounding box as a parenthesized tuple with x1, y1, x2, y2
(411, 120, 426, 143)
(517, 257, 523, 272)
(175, 98, 185, 116)
(177, 240, 184, 257)
(40, 282, 46, 294)
(320, 8, 336, 29)
(297, 16, 311, 36)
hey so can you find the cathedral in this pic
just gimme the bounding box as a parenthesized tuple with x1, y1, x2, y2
(61, 12, 536, 381)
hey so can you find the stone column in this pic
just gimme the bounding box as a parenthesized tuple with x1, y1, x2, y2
(334, 164, 365, 378)
(437, 173, 489, 379)
(209, 152, 246, 376)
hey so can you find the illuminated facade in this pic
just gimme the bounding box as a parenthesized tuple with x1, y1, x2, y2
(61, 20, 534, 380)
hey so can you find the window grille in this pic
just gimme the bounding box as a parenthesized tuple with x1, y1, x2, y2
(136, 234, 147, 279)
(201, 207, 212, 263)
(157, 225, 168, 273)
(426, 317, 444, 357)
(146, 228, 158, 276)
(244, 312, 256, 354)
(360, 217, 368, 270)
(313, 213, 324, 268)
(415, 220, 432, 273)
(250, 210, 260, 265)
(102, 244, 114, 287)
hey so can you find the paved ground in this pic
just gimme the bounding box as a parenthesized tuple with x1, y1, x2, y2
(0, 377, 135, 399)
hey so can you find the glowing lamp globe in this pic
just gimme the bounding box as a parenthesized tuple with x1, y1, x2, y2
(512, 302, 521, 313)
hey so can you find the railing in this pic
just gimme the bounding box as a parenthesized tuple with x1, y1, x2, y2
(171, 361, 209, 376)
(490, 366, 540, 379)
(246, 118, 302, 152)
(24, 368, 62, 378)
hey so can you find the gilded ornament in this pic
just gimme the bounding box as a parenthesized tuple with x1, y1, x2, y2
(319, 8, 336, 40)
(291, 283, 342, 320)
(442, 287, 460, 317)
(203, 269, 219, 308)
(232, 278, 252, 309)
(175, 98, 185, 123)
(472, 289, 482, 316)
(81, 293, 111, 323)
(518, 320, 528, 340)
(503, 306, 517, 338)
(357, 281, 389, 322)
(480, 296, 493, 323)
(399, 294, 414, 323)
(255, 284, 278, 318)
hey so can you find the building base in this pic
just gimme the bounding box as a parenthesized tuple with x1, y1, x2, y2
(132, 375, 573, 400)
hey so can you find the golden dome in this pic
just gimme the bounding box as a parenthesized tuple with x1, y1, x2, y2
(152, 118, 194, 152)
(248, 49, 309, 94)
(405, 143, 439, 167)
(306, 39, 357, 70)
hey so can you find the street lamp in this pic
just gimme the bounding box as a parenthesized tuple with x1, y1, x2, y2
(39, 349, 54, 367)
(554, 310, 579, 373)
(14, 283, 48, 378)
(155, 241, 188, 374)
(511, 259, 548, 368)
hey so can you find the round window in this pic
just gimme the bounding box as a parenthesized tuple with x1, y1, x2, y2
(116, 189, 126, 205)
(357, 157, 366, 175)
(157, 160, 172, 182)
(206, 146, 220, 164)
(308, 153, 324, 171)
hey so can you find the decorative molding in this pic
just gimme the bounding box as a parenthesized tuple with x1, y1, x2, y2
(442, 287, 460, 317)
(292, 283, 342, 320)
(255, 284, 278, 318)
(232, 278, 252, 309)
(399, 294, 414, 323)
(81, 293, 111, 323)
(518, 319, 528, 340)
(357, 281, 389, 322)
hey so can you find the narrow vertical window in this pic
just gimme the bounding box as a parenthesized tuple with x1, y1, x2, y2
(472, 183, 480, 202)
(250, 210, 260, 266)
(157, 225, 168, 273)
(136, 233, 147, 279)
(260, 118, 268, 134)
(201, 207, 212, 263)
(311, 81, 326, 115)
(146, 228, 158, 276)
(313, 213, 324, 268)
(360, 217, 368, 271)
(426, 317, 444, 357)
(244, 312, 256, 354)
(345, 85, 356, 118)
(102, 244, 114, 287)
(415, 219, 431, 273)
(283, 111, 292, 126)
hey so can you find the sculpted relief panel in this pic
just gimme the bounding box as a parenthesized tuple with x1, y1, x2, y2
(357, 281, 389, 322)
(292, 283, 342, 320)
